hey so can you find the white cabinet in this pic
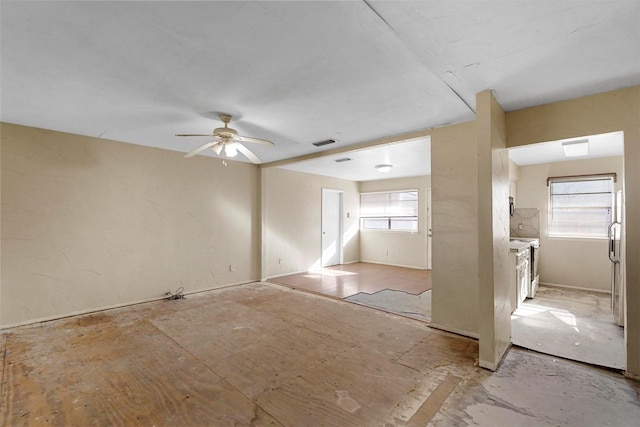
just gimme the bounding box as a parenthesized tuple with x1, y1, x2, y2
(509, 243, 530, 313)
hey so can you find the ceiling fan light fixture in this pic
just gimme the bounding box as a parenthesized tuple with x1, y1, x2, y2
(375, 164, 393, 173)
(224, 142, 238, 157)
(562, 139, 589, 157)
(212, 143, 223, 155)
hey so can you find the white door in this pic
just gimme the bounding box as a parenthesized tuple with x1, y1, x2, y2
(322, 189, 343, 267)
(426, 188, 432, 269)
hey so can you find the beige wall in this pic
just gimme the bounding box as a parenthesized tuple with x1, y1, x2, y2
(2, 86, 638, 379)
(515, 156, 624, 291)
(0, 130, 2, 324)
(477, 91, 511, 371)
(1, 123, 260, 327)
(430, 120, 480, 337)
(509, 159, 520, 202)
(359, 175, 431, 269)
(506, 85, 640, 379)
(261, 167, 360, 278)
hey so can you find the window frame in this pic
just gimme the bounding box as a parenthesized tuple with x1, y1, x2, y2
(547, 174, 615, 239)
(360, 189, 419, 233)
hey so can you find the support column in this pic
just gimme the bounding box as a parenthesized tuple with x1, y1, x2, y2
(477, 90, 511, 371)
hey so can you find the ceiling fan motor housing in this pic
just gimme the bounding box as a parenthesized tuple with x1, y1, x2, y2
(214, 127, 238, 137)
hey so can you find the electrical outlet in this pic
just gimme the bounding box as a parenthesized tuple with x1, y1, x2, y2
(229, 264, 236, 272)
(278, 258, 282, 264)
(385, 249, 389, 255)
(518, 223, 524, 230)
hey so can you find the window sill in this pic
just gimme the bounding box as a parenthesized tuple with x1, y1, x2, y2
(547, 235, 608, 241)
(361, 229, 420, 234)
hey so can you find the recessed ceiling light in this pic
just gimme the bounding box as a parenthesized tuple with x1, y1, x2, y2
(562, 139, 589, 157)
(375, 164, 393, 173)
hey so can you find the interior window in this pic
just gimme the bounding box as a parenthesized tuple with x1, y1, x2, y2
(360, 190, 418, 232)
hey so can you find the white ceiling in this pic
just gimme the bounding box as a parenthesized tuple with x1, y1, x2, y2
(282, 137, 431, 182)
(509, 131, 625, 166)
(1, 1, 639, 175)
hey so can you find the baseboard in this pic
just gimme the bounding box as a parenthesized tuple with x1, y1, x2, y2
(540, 282, 611, 294)
(359, 260, 428, 270)
(264, 269, 309, 280)
(0, 280, 257, 331)
(624, 371, 640, 383)
(429, 322, 479, 340)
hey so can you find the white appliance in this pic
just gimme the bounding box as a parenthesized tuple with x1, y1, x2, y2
(609, 190, 625, 327)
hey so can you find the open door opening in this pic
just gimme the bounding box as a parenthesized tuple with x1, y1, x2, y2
(508, 130, 626, 370)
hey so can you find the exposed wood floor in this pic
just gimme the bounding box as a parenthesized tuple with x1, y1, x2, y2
(2, 282, 638, 426)
(267, 262, 431, 299)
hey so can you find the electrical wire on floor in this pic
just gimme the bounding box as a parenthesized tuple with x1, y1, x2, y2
(164, 287, 185, 301)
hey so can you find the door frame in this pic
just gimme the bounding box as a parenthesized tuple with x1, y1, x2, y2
(426, 187, 432, 270)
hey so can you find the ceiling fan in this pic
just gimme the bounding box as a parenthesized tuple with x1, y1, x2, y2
(176, 114, 274, 164)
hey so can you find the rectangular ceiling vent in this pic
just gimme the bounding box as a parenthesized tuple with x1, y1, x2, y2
(312, 139, 336, 147)
(335, 157, 352, 163)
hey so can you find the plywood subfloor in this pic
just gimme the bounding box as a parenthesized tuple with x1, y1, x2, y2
(268, 262, 431, 299)
(2, 282, 638, 426)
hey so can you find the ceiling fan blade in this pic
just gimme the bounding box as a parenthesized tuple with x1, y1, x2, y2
(185, 141, 217, 158)
(235, 143, 262, 164)
(176, 134, 213, 137)
(237, 135, 275, 146)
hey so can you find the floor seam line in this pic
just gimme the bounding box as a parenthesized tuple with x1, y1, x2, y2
(149, 321, 285, 426)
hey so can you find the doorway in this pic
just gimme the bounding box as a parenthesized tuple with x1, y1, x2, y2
(321, 188, 343, 267)
(507, 131, 625, 370)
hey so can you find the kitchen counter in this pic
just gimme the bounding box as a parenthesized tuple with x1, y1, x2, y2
(509, 240, 531, 251)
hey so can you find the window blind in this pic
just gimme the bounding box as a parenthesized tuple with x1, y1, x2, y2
(548, 177, 613, 238)
(360, 190, 418, 231)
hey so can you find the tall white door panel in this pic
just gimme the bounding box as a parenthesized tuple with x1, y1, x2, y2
(322, 189, 343, 267)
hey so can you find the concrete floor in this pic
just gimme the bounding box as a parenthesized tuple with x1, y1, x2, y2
(2, 282, 638, 426)
(346, 289, 432, 322)
(512, 285, 625, 370)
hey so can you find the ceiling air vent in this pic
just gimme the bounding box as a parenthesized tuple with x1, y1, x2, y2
(312, 139, 336, 147)
(335, 157, 352, 163)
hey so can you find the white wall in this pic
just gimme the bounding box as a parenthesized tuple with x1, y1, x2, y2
(262, 167, 360, 278)
(359, 175, 431, 269)
(1, 123, 260, 327)
(515, 156, 624, 292)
